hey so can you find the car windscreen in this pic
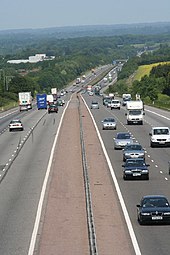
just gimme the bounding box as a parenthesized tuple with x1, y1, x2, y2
(125, 144, 142, 150)
(117, 133, 130, 139)
(126, 160, 145, 167)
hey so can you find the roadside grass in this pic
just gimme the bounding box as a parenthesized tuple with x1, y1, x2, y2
(0, 101, 18, 112)
(144, 94, 170, 111)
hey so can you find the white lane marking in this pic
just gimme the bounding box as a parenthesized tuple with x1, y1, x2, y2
(165, 178, 168, 181)
(0, 109, 18, 119)
(145, 109, 170, 121)
(28, 97, 72, 255)
(82, 96, 141, 255)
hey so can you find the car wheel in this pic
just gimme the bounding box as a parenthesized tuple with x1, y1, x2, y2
(146, 175, 149, 180)
(123, 174, 127, 180)
(150, 142, 154, 148)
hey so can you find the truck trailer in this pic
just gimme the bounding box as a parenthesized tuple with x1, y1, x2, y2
(36, 94, 47, 110)
(125, 100, 145, 125)
(18, 92, 32, 112)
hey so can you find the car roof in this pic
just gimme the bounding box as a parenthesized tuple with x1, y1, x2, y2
(152, 127, 169, 130)
(124, 143, 141, 147)
(142, 195, 168, 200)
(104, 117, 115, 121)
(10, 119, 21, 122)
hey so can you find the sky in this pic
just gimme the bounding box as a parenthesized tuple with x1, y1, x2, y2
(0, 0, 170, 30)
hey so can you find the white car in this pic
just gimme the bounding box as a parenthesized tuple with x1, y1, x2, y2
(149, 127, 170, 147)
(9, 119, 24, 132)
(110, 100, 121, 110)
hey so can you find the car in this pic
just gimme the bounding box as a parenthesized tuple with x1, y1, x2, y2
(57, 99, 64, 106)
(113, 132, 134, 149)
(149, 127, 170, 147)
(110, 100, 121, 110)
(48, 103, 58, 113)
(9, 119, 24, 132)
(91, 101, 99, 109)
(88, 91, 94, 96)
(101, 118, 117, 130)
(136, 195, 170, 225)
(122, 143, 145, 161)
(103, 97, 111, 106)
(122, 158, 149, 180)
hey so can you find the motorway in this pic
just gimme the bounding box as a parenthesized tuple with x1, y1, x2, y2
(82, 93, 170, 255)
(0, 70, 170, 254)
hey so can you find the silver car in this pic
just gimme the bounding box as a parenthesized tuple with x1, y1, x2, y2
(122, 143, 145, 161)
(102, 118, 117, 130)
(114, 132, 133, 150)
(91, 101, 99, 109)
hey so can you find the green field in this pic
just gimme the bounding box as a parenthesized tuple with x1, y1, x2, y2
(134, 61, 170, 81)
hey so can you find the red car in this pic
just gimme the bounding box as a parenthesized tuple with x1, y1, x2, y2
(48, 104, 58, 113)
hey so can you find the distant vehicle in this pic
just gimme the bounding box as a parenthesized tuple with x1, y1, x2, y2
(101, 118, 117, 130)
(48, 103, 58, 114)
(91, 101, 99, 109)
(110, 100, 121, 110)
(109, 93, 114, 99)
(47, 94, 54, 105)
(137, 195, 170, 225)
(36, 94, 47, 110)
(103, 97, 110, 106)
(18, 92, 32, 112)
(57, 99, 64, 106)
(51, 88, 58, 101)
(9, 119, 24, 132)
(122, 93, 131, 106)
(122, 158, 149, 180)
(88, 91, 94, 96)
(122, 143, 145, 161)
(149, 127, 170, 147)
(76, 77, 81, 84)
(113, 132, 134, 149)
(125, 100, 145, 125)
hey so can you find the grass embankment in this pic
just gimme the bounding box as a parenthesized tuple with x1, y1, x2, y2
(133, 62, 170, 111)
(134, 61, 170, 81)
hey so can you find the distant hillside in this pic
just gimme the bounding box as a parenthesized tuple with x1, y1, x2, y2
(0, 22, 170, 56)
(1, 22, 170, 38)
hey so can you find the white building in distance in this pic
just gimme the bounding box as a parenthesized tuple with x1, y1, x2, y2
(7, 54, 55, 64)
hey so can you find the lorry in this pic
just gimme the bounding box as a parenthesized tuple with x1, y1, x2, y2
(36, 94, 47, 110)
(18, 92, 32, 112)
(51, 88, 58, 101)
(125, 100, 145, 125)
(47, 94, 54, 105)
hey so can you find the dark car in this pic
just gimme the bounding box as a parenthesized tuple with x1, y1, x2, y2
(137, 195, 170, 225)
(48, 103, 58, 113)
(122, 158, 149, 180)
(57, 99, 64, 106)
(122, 143, 145, 161)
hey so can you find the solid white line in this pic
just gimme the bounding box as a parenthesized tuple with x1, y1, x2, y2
(145, 109, 170, 121)
(81, 96, 141, 255)
(27, 99, 71, 255)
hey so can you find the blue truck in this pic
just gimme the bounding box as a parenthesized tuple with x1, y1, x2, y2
(36, 94, 47, 110)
